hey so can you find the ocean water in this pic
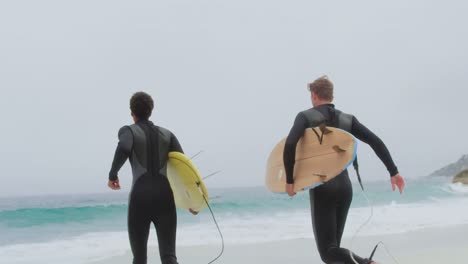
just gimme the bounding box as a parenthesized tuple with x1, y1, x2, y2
(1, 176, 468, 264)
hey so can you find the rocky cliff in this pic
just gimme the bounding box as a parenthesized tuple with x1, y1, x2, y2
(428, 154, 468, 177)
(452, 170, 468, 184)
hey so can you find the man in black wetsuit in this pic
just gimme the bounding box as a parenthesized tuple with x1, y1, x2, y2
(108, 92, 196, 264)
(284, 76, 406, 264)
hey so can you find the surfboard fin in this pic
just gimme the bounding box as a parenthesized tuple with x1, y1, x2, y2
(319, 123, 332, 135)
(312, 124, 333, 145)
(203, 170, 222, 180)
(312, 127, 322, 144)
(332, 145, 346, 153)
(189, 150, 204, 160)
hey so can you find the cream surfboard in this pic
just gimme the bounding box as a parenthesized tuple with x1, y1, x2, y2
(167, 152, 209, 212)
(265, 126, 357, 193)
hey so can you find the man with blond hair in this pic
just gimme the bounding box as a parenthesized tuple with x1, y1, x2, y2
(284, 76, 405, 264)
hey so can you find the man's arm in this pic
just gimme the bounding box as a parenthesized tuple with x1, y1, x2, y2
(284, 113, 308, 185)
(350, 117, 399, 177)
(108, 126, 133, 183)
(169, 133, 184, 154)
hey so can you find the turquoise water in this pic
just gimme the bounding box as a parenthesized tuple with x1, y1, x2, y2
(3, 176, 468, 264)
(0, 176, 460, 246)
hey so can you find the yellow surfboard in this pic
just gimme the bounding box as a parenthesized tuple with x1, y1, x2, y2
(167, 152, 209, 212)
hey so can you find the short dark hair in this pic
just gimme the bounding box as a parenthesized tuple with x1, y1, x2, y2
(308, 75, 334, 101)
(130, 92, 154, 120)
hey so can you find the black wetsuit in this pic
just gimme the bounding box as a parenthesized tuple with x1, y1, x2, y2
(284, 104, 398, 264)
(109, 120, 183, 264)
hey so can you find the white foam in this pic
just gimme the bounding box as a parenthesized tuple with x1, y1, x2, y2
(345, 196, 468, 236)
(3, 196, 468, 264)
(447, 182, 468, 194)
(0, 232, 131, 264)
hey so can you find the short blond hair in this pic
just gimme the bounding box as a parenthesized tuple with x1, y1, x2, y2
(308, 75, 334, 101)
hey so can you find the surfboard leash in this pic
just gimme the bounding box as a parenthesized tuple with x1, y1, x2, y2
(353, 157, 365, 191)
(370, 241, 400, 264)
(188, 151, 224, 263)
(349, 182, 401, 264)
(201, 193, 225, 264)
(349, 186, 375, 264)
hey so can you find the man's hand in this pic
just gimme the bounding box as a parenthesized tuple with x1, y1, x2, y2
(391, 174, 405, 194)
(286, 183, 296, 197)
(108, 179, 121, 190)
(189, 208, 199, 215)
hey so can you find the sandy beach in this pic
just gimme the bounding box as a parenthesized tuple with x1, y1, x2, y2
(91, 224, 468, 264)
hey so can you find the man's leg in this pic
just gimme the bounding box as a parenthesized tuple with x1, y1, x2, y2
(336, 175, 352, 247)
(128, 198, 152, 264)
(310, 188, 338, 263)
(310, 177, 370, 264)
(153, 208, 178, 264)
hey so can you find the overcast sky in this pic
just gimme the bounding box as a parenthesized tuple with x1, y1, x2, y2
(1, 1, 467, 197)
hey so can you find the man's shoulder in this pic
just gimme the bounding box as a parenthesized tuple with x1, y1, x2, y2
(300, 108, 325, 119)
(118, 125, 133, 136)
(335, 109, 355, 119)
(157, 125, 171, 132)
(153, 125, 175, 138)
(334, 109, 356, 131)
